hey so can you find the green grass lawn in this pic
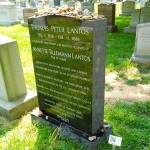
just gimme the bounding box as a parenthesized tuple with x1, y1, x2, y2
(0, 16, 150, 150)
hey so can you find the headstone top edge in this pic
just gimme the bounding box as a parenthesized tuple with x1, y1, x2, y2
(0, 34, 16, 45)
(29, 14, 106, 23)
(137, 23, 150, 28)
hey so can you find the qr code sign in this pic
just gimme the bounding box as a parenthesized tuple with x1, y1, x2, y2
(108, 135, 122, 146)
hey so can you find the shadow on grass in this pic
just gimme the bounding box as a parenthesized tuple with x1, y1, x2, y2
(33, 120, 84, 150)
(105, 101, 150, 150)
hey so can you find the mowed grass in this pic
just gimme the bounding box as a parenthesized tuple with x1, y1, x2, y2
(0, 16, 150, 149)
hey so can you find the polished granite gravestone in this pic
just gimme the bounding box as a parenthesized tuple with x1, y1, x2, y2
(81, 2, 94, 12)
(22, 7, 38, 26)
(98, 3, 117, 32)
(119, 1, 135, 16)
(0, 2, 21, 26)
(131, 23, 150, 64)
(28, 14, 108, 139)
(0, 34, 37, 119)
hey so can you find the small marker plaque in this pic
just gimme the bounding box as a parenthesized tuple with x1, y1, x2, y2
(108, 135, 122, 147)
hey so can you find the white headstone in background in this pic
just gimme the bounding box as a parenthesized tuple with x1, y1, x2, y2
(124, 9, 140, 33)
(22, 7, 38, 26)
(0, 35, 27, 101)
(119, 1, 135, 16)
(0, 2, 21, 26)
(0, 34, 37, 119)
(49, 0, 54, 7)
(37, 1, 44, 8)
(60, 0, 67, 7)
(16, 6, 24, 20)
(131, 23, 150, 64)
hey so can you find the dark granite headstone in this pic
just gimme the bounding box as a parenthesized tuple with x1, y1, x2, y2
(54, 0, 60, 6)
(98, 3, 117, 32)
(28, 15, 107, 136)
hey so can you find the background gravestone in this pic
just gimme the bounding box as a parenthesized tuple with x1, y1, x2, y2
(67, 1, 75, 8)
(119, 1, 135, 16)
(49, 0, 54, 7)
(0, 2, 21, 26)
(60, 0, 67, 7)
(54, 0, 60, 6)
(98, 3, 117, 32)
(37, 1, 44, 8)
(28, 15, 107, 137)
(81, 2, 94, 12)
(140, 6, 150, 24)
(30, 0, 36, 7)
(144, 1, 150, 7)
(22, 7, 38, 26)
(124, 2, 150, 33)
(131, 23, 150, 64)
(0, 34, 37, 119)
(16, 6, 24, 20)
(124, 9, 140, 33)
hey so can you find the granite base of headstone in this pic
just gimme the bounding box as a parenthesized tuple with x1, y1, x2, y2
(0, 91, 37, 119)
(131, 23, 150, 65)
(98, 3, 118, 32)
(124, 9, 140, 33)
(0, 34, 38, 119)
(0, 2, 21, 26)
(119, 1, 135, 16)
(31, 108, 112, 150)
(22, 7, 38, 26)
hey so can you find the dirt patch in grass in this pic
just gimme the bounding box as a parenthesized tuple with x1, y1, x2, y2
(105, 72, 150, 104)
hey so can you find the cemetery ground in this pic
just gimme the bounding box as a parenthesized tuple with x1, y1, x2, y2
(0, 16, 150, 150)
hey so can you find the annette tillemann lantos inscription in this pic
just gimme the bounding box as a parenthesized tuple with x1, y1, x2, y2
(28, 7, 107, 137)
